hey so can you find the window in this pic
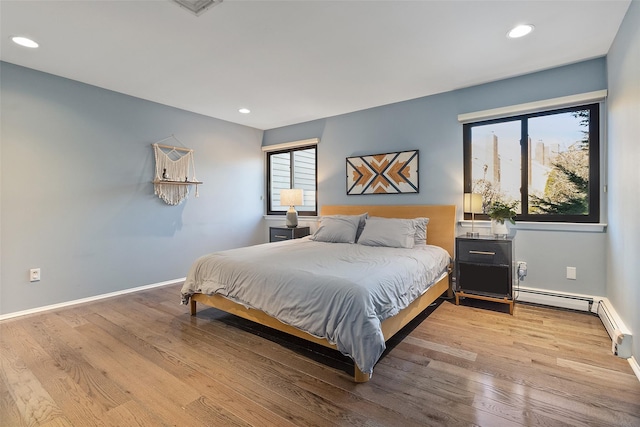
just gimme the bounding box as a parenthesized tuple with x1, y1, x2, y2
(463, 103, 600, 223)
(267, 145, 317, 216)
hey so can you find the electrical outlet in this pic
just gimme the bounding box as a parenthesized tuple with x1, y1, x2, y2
(517, 261, 527, 280)
(30, 268, 41, 282)
(566, 266, 577, 280)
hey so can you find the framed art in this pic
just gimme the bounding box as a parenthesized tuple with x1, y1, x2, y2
(346, 150, 419, 195)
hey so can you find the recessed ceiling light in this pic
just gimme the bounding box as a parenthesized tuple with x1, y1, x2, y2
(11, 36, 39, 48)
(507, 24, 534, 39)
(238, 108, 251, 114)
(172, 0, 223, 16)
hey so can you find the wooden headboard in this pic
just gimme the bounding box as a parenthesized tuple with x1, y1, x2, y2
(320, 205, 456, 258)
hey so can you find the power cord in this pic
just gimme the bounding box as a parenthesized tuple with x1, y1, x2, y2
(514, 261, 527, 301)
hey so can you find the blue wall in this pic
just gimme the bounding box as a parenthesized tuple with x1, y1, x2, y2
(264, 58, 606, 208)
(264, 58, 610, 298)
(0, 62, 265, 315)
(1, 55, 618, 327)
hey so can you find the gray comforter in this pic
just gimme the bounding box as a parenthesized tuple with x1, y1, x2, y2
(180, 237, 450, 374)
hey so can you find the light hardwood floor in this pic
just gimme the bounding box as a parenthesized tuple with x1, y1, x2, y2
(1, 284, 639, 426)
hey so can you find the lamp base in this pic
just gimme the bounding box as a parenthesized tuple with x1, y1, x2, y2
(466, 231, 480, 237)
(285, 208, 298, 228)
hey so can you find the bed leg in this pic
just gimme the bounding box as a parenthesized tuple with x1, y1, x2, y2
(354, 366, 371, 383)
(190, 299, 197, 316)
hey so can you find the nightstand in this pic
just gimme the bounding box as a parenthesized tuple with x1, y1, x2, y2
(269, 226, 310, 242)
(455, 235, 515, 314)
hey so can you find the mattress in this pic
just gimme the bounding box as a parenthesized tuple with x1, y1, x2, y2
(181, 237, 450, 374)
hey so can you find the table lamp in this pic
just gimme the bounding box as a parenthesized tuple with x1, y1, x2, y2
(280, 189, 304, 228)
(464, 193, 483, 237)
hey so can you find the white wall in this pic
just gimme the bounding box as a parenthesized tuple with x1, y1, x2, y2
(0, 62, 265, 315)
(606, 0, 640, 361)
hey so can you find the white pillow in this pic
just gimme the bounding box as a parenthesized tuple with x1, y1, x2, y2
(310, 215, 362, 243)
(412, 217, 430, 246)
(357, 217, 416, 248)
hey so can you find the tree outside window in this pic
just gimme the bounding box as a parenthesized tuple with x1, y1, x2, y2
(463, 104, 599, 223)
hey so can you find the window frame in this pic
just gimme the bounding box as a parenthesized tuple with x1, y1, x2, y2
(463, 103, 600, 223)
(266, 144, 318, 216)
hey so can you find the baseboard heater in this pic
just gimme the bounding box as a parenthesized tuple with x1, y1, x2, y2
(597, 298, 633, 358)
(516, 287, 594, 312)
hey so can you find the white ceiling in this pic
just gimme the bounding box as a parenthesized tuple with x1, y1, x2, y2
(0, 0, 631, 130)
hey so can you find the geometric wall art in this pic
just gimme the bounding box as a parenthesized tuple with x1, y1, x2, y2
(346, 150, 419, 195)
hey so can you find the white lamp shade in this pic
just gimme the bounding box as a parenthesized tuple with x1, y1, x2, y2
(463, 193, 483, 214)
(280, 188, 303, 206)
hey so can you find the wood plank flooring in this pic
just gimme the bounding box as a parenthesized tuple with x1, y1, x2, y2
(1, 284, 638, 426)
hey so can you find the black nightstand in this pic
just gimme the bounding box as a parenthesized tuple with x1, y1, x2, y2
(455, 235, 515, 314)
(269, 226, 310, 242)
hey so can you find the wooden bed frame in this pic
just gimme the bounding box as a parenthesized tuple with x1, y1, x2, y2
(190, 204, 456, 382)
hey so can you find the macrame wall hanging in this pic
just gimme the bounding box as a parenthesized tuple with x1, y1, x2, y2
(152, 135, 202, 205)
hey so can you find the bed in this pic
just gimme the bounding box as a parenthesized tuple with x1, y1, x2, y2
(182, 205, 456, 382)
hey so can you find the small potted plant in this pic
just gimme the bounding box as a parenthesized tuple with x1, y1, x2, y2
(487, 200, 518, 237)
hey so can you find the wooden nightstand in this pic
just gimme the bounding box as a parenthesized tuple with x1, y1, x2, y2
(269, 226, 310, 242)
(455, 235, 515, 314)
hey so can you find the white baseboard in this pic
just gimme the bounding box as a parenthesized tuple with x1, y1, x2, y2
(629, 356, 640, 383)
(0, 278, 186, 321)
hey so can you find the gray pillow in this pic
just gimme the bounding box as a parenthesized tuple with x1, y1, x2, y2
(357, 217, 416, 248)
(412, 217, 430, 246)
(310, 215, 362, 243)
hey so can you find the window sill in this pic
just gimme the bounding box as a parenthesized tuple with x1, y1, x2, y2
(459, 220, 607, 233)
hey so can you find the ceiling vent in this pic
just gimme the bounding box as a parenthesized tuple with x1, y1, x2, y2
(171, 0, 223, 16)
